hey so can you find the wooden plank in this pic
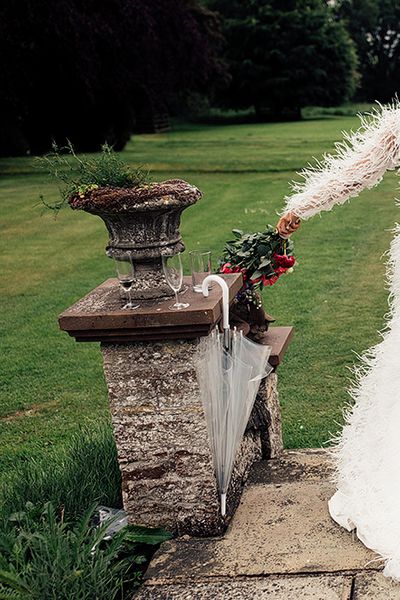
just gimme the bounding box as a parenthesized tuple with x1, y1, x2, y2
(58, 274, 293, 366)
(69, 325, 212, 339)
(71, 326, 293, 368)
(258, 326, 294, 367)
(75, 331, 211, 343)
(59, 274, 242, 332)
(69, 327, 211, 338)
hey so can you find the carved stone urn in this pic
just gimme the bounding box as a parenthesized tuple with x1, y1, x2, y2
(69, 179, 202, 299)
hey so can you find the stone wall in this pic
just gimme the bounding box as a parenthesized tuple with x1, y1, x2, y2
(101, 339, 282, 536)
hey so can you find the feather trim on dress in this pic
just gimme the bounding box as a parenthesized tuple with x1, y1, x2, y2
(282, 100, 400, 220)
(281, 100, 400, 581)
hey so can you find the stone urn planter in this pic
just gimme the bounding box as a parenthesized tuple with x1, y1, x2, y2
(69, 179, 202, 300)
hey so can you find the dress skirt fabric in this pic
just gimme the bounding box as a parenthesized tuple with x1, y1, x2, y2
(328, 226, 400, 579)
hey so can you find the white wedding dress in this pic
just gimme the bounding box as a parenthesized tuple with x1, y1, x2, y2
(282, 101, 400, 580)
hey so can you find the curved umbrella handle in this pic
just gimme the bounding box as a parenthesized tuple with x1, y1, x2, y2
(202, 274, 229, 331)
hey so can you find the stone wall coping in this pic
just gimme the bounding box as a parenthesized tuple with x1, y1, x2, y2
(258, 326, 293, 367)
(59, 273, 242, 339)
(58, 273, 294, 366)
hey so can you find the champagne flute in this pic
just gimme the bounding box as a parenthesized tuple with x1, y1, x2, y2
(162, 253, 189, 310)
(189, 249, 212, 292)
(113, 252, 139, 310)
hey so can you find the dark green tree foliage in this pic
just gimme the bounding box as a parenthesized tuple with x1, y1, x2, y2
(337, 0, 400, 101)
(0, 0, 225, 156)
(210, 0, 358, 120)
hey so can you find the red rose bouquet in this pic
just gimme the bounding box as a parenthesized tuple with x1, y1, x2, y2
(219, 226, 296, 308)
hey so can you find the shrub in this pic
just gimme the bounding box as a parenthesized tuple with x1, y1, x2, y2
(0, 424, 172, 599)
(0, 0, 226, 155)
(336, 0, 400, 102)
(210, 0, 358, 120)
(0, 503, 170, 600)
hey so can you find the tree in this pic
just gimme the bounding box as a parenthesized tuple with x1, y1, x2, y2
(336, 0, 400, 102)
(0, 0, 226, 156)
(209, 0, 358, 120)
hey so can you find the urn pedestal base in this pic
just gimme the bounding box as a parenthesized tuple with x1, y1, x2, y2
(118, 259, 174, 300)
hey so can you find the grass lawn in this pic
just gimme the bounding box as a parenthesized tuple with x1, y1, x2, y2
(1, 114, 398, 479)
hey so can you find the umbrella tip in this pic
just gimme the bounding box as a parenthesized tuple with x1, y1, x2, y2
(221, 493, 227, 517)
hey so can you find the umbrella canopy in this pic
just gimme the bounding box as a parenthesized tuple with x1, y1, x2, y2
(195, 275, 272, 516)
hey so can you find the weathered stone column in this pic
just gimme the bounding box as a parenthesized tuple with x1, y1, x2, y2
(250, 372, 283, 460)
(101, 340, 264, 535)
(59, 275, 293, 536)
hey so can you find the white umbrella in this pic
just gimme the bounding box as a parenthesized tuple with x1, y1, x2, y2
(195, 275, 272, 516)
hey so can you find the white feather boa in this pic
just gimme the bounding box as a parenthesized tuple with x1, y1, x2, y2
(282, 101, 400, 580)
(283, 101, 400, 220)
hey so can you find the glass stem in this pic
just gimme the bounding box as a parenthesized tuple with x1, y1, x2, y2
(127, 288, 133, 307)
(174, 290, 179, 306)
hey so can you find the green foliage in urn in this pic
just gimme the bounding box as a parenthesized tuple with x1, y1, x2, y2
(37, 142, 150, 212)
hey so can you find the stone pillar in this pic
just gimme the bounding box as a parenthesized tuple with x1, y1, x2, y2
(101, 339, 282, 536)
(58, 275, 292, 536)
(250, 373, 283, 460)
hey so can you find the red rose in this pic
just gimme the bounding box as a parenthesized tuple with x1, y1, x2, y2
(221, 263, 243, 276)
(274, 253, 295, 268)
(287, 256, 295, 267)
(221, 262, 233, 273)
(262, 274, 278, 286)
(266, 275, 279, 286)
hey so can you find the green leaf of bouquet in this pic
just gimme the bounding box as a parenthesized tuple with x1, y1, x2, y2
(259, 258, 271, 268)
(257, 244, 268, 255)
